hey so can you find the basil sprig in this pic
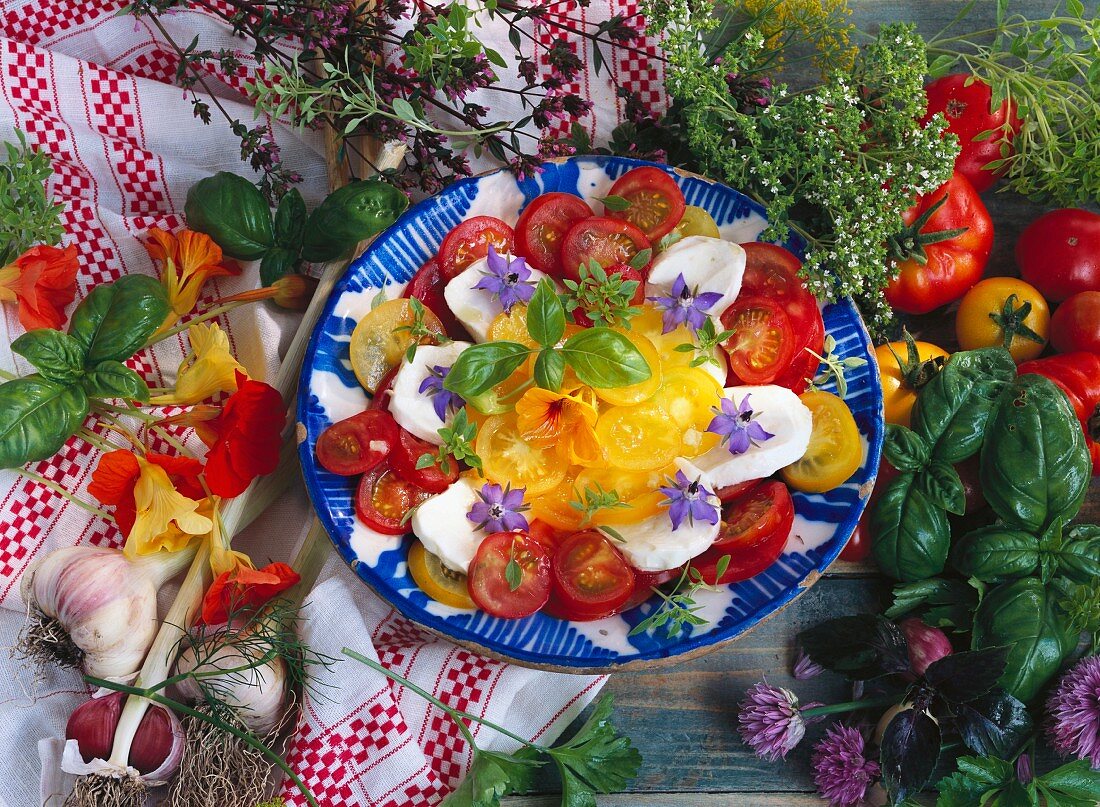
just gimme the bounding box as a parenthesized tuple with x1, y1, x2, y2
(444, 278, 651, 397)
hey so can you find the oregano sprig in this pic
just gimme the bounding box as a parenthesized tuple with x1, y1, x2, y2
(417, 407, 482, 474)
(562, 259, 643, 328)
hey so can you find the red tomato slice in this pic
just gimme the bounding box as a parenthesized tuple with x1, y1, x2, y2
(720, 295, 796, 384)
(468, 531, 551, 619)
(715, 479, 762, 504)
(560, 217, 651, 282)
(527, 519, 561, 555)
(551, 531, 636, 620)
(438, 216, 514, 278)
(514, 193, 593, 277)
(404, 258, 471, 340)
(621, 566, 681, 612)
(370, 366, 400, 412)
(391, 429, 459, 493)
(355, 463, 432, 535)
(741, 242, 819, 329)
(710, 480, 794, 552)
(768, 307, 825, 394)
(690, 520, 788, 585)
(315, 410, 399, 476)
(605, 166, 686, 241)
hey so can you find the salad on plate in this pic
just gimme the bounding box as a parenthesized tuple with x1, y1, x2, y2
(312, 166, 863, 624)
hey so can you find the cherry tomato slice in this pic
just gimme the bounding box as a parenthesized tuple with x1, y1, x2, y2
(315, 410, 399, 476)
(769, 307, 825, 394)
(391, 429, 459, 493)
(468, 531, 551, 619)
(514, 193, 593, 277)
(408, 541, 475, 609)
(741, 242, 819, 330)
(404, 258, 472, 340)
(605, 166, 687, 241)
(690, 522, 788, 585)
(369, 366, 400, 412)
(621, 566, 681, 612)
(721, 295, 796, 384)
(438, 216, 514, 278)
(551, 531, 636, 620)
(710, 480, 794, 552)
(714, 479, 762, 504)
(355, 464, 432, 535)
(560, 217, 651, 282)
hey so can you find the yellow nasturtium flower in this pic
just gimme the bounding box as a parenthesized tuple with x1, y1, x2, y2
(125, 459, 213, 558)
(514, 385, 602, 465)
(150, 322, 246, 405)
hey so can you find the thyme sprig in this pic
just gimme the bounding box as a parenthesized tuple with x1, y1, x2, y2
(0, 129, 64, 265)
(629, 557, 731, 638)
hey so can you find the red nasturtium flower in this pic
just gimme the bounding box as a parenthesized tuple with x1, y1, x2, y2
(201, 561, 301, 625)
(0, 244, 79, 330)
(89, 449, 205, 537)
(200, 371, 286, 498)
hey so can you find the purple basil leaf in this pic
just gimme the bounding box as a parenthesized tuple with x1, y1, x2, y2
(880, 708, 941, 803)
(925, 646, 1010, 703)
(953, 690, 1032, 759)
(797, 615, 910, 680)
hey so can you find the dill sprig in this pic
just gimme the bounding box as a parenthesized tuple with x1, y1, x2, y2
(0, 129, 64, 265)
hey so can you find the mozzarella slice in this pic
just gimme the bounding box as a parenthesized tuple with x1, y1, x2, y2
(645, 236, 746, 317)
(411, 476, 487, 573)
(389, 341, 471, 444)
(676, 385, 813, 490)
(443, 256, 550, 342)
(599, 505, 721, 572)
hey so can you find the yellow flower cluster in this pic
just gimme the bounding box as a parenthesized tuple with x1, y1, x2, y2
(741, 0, 857, 74)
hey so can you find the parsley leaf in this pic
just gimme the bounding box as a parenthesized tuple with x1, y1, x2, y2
(441, 748, 542, 807)
(547, 695, 642, 806)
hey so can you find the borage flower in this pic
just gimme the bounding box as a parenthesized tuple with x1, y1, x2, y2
(201, 559, 300, 625)
(198, 371, 285, 498)
(145, 227, 240, 319)
(150, 322, 246, 406)
(89, 449, 206, 540)
(514, 385, 601, 464)
(419, 365, 464, 421)
(738, 681, 822, 762)
(1046, 655, 1100, 767)
(473, 244, 535, 314)
(708, 393, 774, 455)
(467, 482, 529, 533)
(0, 244, 78, 330)
(811, 724, 880, 807)
(647, 272, 723, 334)
(658, 470, 720, 531)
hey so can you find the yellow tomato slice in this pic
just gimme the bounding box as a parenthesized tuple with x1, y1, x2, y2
(528, 466, 586, 531)
(650, 367, 723, 458)
(594, 402, 681, 472)
(475, 413, 566, 496)
(593, 329, 662, 406)
(674, 205, 721, 238)
(632, 305, 702, 373)
(486, 304, 536, 347)
(408, 542, 475, 609)
(574, 464, 672, 524)
(349, 298, 444, 392)
(781, 390, 863, 493)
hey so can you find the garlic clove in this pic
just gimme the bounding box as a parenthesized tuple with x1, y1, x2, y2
(131, 703, 186, 780)
(65, 691, 124, 764)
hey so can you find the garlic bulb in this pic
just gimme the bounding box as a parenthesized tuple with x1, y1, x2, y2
(64, 691, 186, 782)
(19, 544, 194, 679)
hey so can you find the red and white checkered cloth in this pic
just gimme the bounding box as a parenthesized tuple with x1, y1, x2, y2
(0, 3, 667, 806)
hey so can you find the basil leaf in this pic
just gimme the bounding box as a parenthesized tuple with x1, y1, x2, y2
(924, 647, 1010, 703)
(950, 526, 1039, 583)
(527, 278, 565, 348)
(1038, 760, 1100, 802)
(260, 247, 298, 286)
(68, 274, 170, 365)
(870, 472, 951, 581)
(599, 194, 631, 212)
(81, 361, 149, 401)
(796, 614, 910, 679)
(534, 348, 565, 391)
(973, 577, 1078, 703)
(918, 460, 966, 515)
(880, 708, 941, 803)
(273, 187, 307, 252)
(11, 329, 85, 383)
(300, 180, 409, 263)
(981, 374, 1091, 533)
(1058, 525, 1100, 584)
(184, 171, 274, 261)
(444, 342, 531, 397)
(911, 347, 1015, 463)
(0, 375, 89, 469)
(883, 424, 930, 471)
(952, 691, 1032, 759)
(560, 328, 651, 388)
(885, 578, 978, 632)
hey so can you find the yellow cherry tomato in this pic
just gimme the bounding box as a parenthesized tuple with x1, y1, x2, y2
(633, 305, 697, 369)
(593, 329, 662, 406)
(476, 413, 566, 496)
(781, 390, 863, 494)
(674, 205, 721, 238)
(486, 303, 536, 346)
(349, 298, 444, 392)
(594, 401, 681, 472)
(874, 339, 950, 427)
(528, 466, 585, 531)
(573, 464, 672, 524)
(407, 542, 475, 609)
(955, 277, 1050, 363)
(650, 367, 723, 457)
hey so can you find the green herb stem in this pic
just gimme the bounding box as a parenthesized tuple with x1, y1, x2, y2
(16, 469, 114, 521)
(145, 300, 251, 346)
(802, 695, 899, 718)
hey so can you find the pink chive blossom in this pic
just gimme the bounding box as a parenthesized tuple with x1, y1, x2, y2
(467, 482, 529, 533)
(707, 393, 775, 455)
(811, 724, 880, 807)
(1045, 655, 1100, 768)
(793, 648, 825, 680)
(738, 681, 822, 761)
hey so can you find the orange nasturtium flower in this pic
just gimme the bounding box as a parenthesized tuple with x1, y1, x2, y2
(149, 322, 246, 406)
(145, 227, 239, 319)
(201, 559, 300, 625)
(0, 244, 79, 330)
(514, 385, 603, 464)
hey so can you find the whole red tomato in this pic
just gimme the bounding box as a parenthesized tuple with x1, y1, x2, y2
(1052, 292, 1100, 355)
(884, 171, 994, 315)
(1017, 209, 1100, 303)
(1018, 352, 1100, 474)
(921, 74, 1021, 193)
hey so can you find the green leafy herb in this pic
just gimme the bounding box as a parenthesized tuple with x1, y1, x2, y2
(546, 695, 643, 801)
(569, 484, 631, 529)
(674, 317, 733, 369)
(526, 278, 566, 348)
(937, 757, 1100, 807)
(657, 231, 682, 251)
(396, 297, 451, 362)
(562, 260, 642, 328)
(629, 560, 729, 638)
(445, 341, 533, 397)
(628, 248, 652, 270)
(68, 274, 171, 365)
(809, 334, 867, 398)
(0, 376, 90, 470)
(0, 129, 64, 266)
(559, 329, 651, 388)
(505, 538, 523, 592)
(533, 348, 566, 391)
(11, 330, 86, 385)
(423, 408, 482, 474)
(598, 194, 632, 212)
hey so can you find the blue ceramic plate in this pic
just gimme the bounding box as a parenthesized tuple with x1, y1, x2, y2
(297, 156, 884, 672)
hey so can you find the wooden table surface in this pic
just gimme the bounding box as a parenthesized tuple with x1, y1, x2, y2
(507, 1, 1100, 803)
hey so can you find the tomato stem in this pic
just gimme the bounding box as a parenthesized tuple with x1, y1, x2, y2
(988, 293, 1045, 350)
(886, 193, 969, 266)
